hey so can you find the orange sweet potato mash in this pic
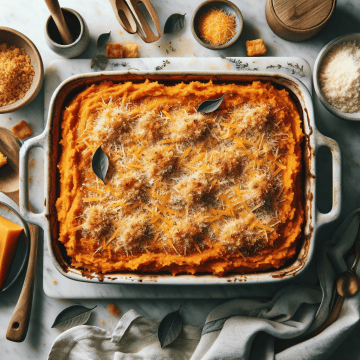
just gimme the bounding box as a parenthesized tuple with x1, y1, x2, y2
(56, 80, 304, 276)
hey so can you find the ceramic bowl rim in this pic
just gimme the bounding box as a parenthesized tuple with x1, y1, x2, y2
(0, 27, 44, 114)
(0, 200, 30, 292)
(191, 0, 243, 50)
(313, 32, 360, 121)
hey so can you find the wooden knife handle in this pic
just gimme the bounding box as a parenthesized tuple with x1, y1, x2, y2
(6, 217, 38, 342)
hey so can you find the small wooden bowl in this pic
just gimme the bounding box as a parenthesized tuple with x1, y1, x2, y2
(0, 27, 44, 114)
(191, 0, 243, 50)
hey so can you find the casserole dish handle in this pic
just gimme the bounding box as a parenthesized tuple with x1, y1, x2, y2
(19, 132, 48, 227)
(315, 130, 341, 227)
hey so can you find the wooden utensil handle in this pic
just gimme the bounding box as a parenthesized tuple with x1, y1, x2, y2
(6, 214, 38, 342)
(45, 0, 73, 44)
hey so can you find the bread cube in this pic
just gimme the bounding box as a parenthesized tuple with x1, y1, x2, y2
(106, 43, 123, 59)
(12, 120, 33, 140)
(123, 44, 139, 58)
(246, 39, 267, 57)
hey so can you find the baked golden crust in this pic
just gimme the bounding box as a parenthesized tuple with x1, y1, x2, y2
(56, 80, 304, 275)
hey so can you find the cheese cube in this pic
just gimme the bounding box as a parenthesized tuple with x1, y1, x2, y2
(123, 44, 138, 58)
(0, 151, 7, 168)
(12, 120, 33, 140)
(246, 39, 267, 57)
(0, 215, 23, 290)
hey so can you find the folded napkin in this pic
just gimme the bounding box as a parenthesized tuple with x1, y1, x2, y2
(48, 211, 360, 360)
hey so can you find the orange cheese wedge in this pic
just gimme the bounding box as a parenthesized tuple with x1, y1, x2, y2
(0, 215, 23, 290)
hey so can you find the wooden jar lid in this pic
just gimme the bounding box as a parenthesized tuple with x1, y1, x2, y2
(266, 0, 336, 42)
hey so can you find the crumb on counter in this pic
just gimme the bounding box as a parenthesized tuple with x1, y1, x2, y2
(123, 44, 139, 58)
(0, 152, 7, 168)
(107, 303, 121, 316)
(100, 319, 105, 325)
(106, 43, 123, 59)
(52, 279, 57, 284)
(246, 39, 267, 57)
(12, 120, 33, 140)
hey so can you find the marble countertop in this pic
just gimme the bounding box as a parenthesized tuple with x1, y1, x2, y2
(1, 0, 360, 359)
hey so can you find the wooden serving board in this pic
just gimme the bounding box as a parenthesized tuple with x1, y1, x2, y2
(43, 57, 311, 299)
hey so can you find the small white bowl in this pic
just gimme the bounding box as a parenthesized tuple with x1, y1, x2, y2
(313, 33, 360, 121)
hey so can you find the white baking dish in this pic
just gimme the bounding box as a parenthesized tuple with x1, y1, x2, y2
(18, 70, 341, 284)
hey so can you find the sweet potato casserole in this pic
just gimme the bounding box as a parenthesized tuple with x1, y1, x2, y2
(56, 80, 304, 276)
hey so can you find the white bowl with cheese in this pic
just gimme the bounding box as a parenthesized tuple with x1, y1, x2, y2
(313, 33, 360, 121)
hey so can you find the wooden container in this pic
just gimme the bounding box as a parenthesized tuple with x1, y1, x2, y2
(266, 0, 336, 42)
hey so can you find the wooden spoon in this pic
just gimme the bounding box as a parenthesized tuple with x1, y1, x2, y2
(0, 128, 39, 342)
(44, 0, 73, 45)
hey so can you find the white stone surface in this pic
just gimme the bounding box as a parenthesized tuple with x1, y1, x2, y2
(1, 0, 360, 359)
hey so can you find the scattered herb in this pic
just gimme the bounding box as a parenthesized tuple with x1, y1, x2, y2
(266, 63, 305, 77)
(52, 305, 97, 330)
(155, 60, 170, 71)
(91, 55, 109, 70)
(158, 307, 183, 348)
(97, 31, 111, 47)
(219, 53, 259, 71)
(111, 62, 130, 67)
(197, 93, 231, 113)
(92, 146, 109, 184)
(111, 62, 139, 71)
(164, 13, 186, 34)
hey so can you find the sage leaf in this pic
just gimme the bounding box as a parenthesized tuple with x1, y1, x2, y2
(164, 13, 186, 34)
(97, 31, 111, 47)
(197, 93, 232, 113)
(52, 305, 97, 330)
(92, 146, 109, 184)
(91, 55, 109, 70)
(158, 307, 183, 348)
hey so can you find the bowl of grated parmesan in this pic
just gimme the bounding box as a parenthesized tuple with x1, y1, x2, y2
(314, 33, 360, 121)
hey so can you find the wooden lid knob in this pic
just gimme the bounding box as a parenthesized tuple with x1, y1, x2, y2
(266, 0, 336, 42)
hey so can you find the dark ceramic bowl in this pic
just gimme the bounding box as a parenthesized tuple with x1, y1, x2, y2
(0, 201, 30, 292)
(191, 0, 243, 50)
(0, 27, 44, 114)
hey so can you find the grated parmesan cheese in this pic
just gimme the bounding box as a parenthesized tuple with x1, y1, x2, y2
(319, 41, 360, 113)
(198, 8, 236, 46)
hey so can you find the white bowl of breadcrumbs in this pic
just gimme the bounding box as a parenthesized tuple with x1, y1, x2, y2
(314, 33, 360, 121)
(0, 27, 43, 114)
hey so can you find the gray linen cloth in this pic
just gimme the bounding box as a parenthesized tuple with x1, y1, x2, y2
(48, 211, 360, 360)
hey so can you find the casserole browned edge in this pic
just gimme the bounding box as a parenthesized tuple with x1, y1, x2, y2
(47, 73, 314, 282)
